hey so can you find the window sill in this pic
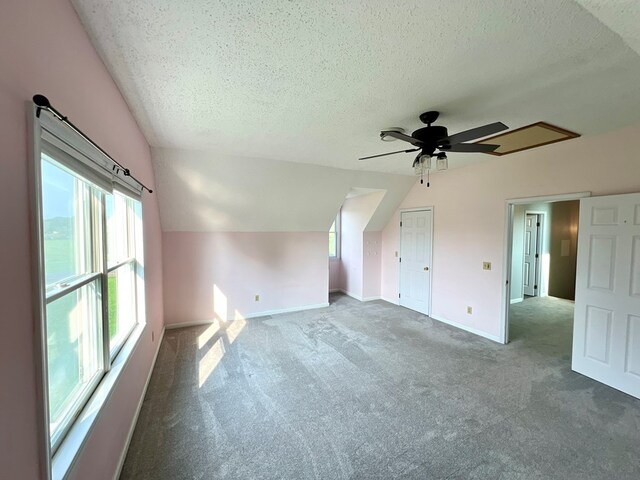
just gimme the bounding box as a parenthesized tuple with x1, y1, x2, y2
(51, 323, 145, 480)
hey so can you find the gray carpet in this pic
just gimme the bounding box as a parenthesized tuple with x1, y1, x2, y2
(120, 294, 640, 479)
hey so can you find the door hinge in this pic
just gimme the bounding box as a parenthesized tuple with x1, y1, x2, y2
(399, 257, 402, 263)
(535, 253, 539, 258)
(534, 285, 538, 289)
(400, 221, 403, 227)
(398, 293, 401, 298)
(537, 222, 540, 227)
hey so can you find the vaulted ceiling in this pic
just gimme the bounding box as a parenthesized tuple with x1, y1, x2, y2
(72, 0, 640, 173)
(70, 0, 640, 231)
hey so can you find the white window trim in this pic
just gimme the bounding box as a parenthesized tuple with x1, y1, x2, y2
(29, 105, 146, 480)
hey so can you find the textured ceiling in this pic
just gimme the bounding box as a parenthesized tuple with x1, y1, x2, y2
(576, 1, 640, 56)
(71, 0, 640, 175)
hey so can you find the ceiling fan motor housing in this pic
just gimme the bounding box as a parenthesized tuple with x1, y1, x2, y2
(412, 125, 449, 155)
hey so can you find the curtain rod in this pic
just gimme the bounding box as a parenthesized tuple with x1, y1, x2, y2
(32, 94, 153, 194)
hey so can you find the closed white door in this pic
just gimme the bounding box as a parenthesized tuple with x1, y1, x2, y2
(523, 214, 539, 296)
(572, 193, 640, 399)
(400, 210, 432, 315)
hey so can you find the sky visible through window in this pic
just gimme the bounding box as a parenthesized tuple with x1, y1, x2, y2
(42, 156, 74, 219)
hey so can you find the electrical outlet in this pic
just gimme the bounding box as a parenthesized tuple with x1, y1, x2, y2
(483, 262, 492, 270)
(467, 306, 473, 315)
(255, 294, 260, 302)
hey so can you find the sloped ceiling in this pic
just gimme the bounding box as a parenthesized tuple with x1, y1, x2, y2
(153, 148, 415, 232)
(69, 1, 640, 232)
(576, 1, 640, 55)
(72, 0, 640, 174)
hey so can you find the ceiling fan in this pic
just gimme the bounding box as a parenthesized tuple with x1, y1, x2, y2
(359, 111, 508, 184)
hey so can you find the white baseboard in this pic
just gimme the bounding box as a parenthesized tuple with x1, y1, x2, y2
(329, 288, 342, 293)
(381, 296, 400, 305)
(113, 326, 165, 480)
(165, 302, 330, 329)
(243, 302, 330, 319)
(333, 289, 381, 302)
(430, 314, 502, 344)
(338, 289, 363, 301)
(510, 297, 524, 304)
(362, 296, 381, 302)
(165, 319, 215, 329)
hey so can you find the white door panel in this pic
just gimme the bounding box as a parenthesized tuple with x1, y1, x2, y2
(573, 193, 640, 399)
(400, 210, 432, 315)
(523, 214, 539, 296)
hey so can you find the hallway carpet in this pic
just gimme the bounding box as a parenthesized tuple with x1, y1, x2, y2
(120, 295, 640, 479)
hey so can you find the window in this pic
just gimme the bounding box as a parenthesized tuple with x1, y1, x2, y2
(329, 211, 340, 258)
(35, 118, 144, 457)
(106, 192, 139, 355)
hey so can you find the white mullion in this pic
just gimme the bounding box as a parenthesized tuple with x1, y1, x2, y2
(99, 190, 111, 372)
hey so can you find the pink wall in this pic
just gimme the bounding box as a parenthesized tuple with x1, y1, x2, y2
(0, 1, 163, 478)
(329, 259, 341, 291)
(163, 232, 329, 324)
(340, 200, 364, 297)
(381, 122, 640, 339)
(339, 193, 385, 299)
(362, 231, 382, 299)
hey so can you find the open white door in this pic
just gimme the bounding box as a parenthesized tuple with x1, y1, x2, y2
(572, 193, 640, 399)
(523, 214, 539, 296)
(399, 209, 432, 316)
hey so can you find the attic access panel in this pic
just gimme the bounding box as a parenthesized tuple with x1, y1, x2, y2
(475, 122, 580, 156)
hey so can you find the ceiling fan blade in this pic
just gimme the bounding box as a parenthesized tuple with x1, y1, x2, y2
(439, 122, 508, 146)
(359, 148, 420, 160)
(380, 130, 423, 146)
(440, 143, 499, 153)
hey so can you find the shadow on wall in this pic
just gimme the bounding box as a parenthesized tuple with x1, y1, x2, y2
(198, 284, 247, 387)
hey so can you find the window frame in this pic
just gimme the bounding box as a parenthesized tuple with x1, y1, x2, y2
(329, 210, 341, 259)
(29, 106, 146, 480)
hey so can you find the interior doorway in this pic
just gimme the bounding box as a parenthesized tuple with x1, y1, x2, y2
(501, 192, 590, 344)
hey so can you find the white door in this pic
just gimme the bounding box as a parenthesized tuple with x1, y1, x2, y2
(400, 210, 432, 315)
(523, 214, 539, 296)
(572, 193, 640, 399)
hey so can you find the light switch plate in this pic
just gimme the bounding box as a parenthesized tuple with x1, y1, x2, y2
(483, 262, 491, 270)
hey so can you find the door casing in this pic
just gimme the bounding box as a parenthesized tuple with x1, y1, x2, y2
(501, 192, 591, 344)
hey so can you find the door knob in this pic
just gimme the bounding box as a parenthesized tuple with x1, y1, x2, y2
(424, 266, 429, 271)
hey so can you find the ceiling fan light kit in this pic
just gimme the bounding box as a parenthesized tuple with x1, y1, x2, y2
(436, 152, 448, 171)
(359, 110, 508, 186)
